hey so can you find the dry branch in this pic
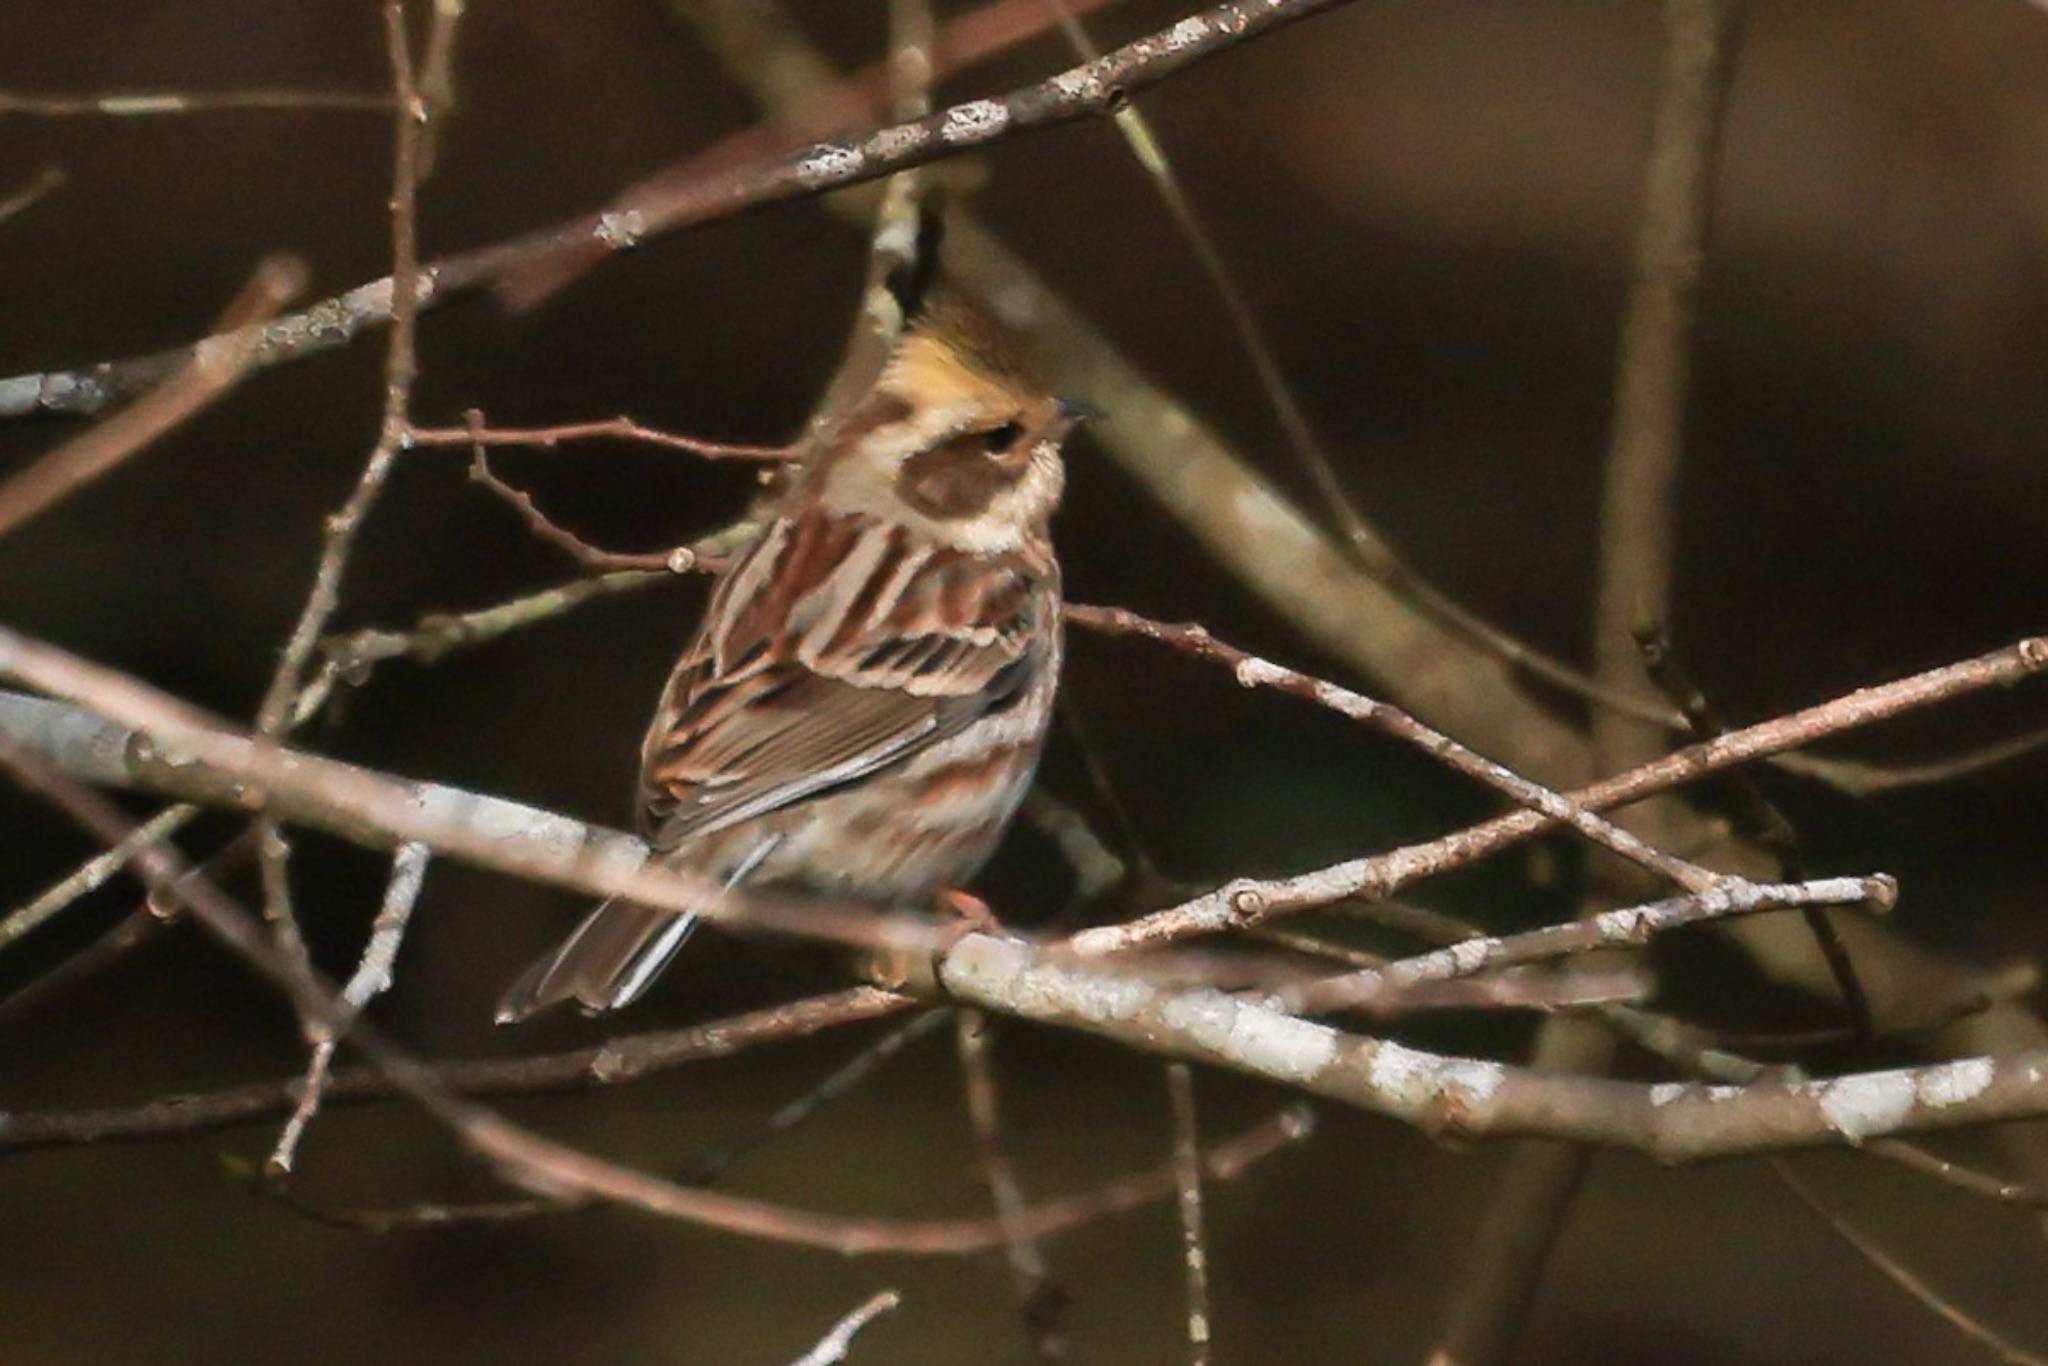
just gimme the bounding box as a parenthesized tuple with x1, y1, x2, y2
(0, 0, 1359, 420)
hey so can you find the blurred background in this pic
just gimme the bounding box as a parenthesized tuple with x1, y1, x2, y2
(2, 1, 2047, 1361)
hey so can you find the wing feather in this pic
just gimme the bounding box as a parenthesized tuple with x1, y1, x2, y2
(636, 511, 1051, 851)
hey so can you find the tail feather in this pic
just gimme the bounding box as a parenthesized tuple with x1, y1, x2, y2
(495, 899, 698, 1023)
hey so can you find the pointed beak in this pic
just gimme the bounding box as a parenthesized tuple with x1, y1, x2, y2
(1054, 396, 1102, 431)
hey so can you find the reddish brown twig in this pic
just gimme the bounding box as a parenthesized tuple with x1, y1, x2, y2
(467, 449, 701, 574)
(407, 410, 797, 461)
(958, 1010, 1069, 1360)
(1166, 1064, 1212, 1366)
(1772, 1158, 2048, 1366)
(0, 166, 63, 225)
(1066, 634, 2048, 956)
(2, 0, 1352, 420)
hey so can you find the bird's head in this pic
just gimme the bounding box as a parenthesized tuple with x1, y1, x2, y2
(810, 298, 1085, 554)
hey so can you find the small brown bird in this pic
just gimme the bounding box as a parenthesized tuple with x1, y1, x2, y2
(497, 297, 1080, 1021)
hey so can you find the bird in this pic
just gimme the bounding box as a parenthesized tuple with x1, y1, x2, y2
(495, 294, 1082, 1022)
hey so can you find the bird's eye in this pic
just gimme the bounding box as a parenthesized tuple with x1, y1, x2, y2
(981, 421, 1023, 455)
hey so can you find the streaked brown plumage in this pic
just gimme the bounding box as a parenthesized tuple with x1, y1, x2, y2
(496, 299, 1077, 1022)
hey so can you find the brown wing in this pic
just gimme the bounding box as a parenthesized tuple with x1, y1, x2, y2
(635, 510, 1051, 851)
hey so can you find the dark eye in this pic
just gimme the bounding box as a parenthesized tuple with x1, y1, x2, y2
(981, 421, 1023, 455)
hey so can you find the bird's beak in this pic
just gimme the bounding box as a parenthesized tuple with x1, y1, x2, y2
(1054, 396, 1102, 432)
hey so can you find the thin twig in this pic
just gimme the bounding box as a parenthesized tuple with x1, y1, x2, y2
(0, 988, 912, 1147)
(0, 255, 304, 540)
(1772, 1159, 2048, 1366)
(467, 447, 696, 573)
(408, 410, 796, 460)
(690, 1008, 951, 1186)
(1166, 1063, 1212, 1366)
(788, 1291, 903, 1366)
(958, 1010, 1069, 1362)
(0, 803, 196, 952)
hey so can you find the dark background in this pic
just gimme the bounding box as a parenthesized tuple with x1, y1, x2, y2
(3, 1, 2047, 1362)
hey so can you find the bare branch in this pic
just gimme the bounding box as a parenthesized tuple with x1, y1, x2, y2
(406, 411, 796, 460)
(0, 988, 911, 1149)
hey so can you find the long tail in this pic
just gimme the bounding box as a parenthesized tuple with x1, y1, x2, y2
(494, 899, 698, 1023)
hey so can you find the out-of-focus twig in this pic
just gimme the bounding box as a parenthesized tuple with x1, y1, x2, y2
(0, 166, 63, 225)
(0, 0, 1355, 420)
(0, 88, 389, 116)
(958, 1010, 1069, 1362)
(690, 1007, 951, 1187)
(1166, 1063, 1212, 1366)
(1772, 1159, 2048, 1366)
(0, 255, 303, 541)
(406, 410, 796, 460)
(0, 803, 195, 952)
(1775, 724, 2048, 795)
